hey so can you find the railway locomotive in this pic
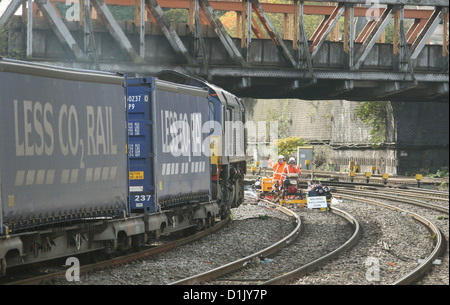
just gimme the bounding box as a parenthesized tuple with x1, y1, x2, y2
(0, 58, 246, 276)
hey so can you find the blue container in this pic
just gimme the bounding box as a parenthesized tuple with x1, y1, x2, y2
(127, 77, 211, 213)
(127, 78, 157, 213)
(0, 59, 129, 234)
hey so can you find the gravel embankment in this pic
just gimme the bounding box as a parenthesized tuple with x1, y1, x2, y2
(58, 195, 447, 285)
(296, 199, 445, 285)
(62, 201, 296, 285)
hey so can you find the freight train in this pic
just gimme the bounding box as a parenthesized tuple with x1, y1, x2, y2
(0, 58, 246, 276)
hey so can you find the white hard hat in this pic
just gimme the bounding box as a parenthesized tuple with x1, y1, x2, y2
(289, 157, 296, 164)
(278, 155, 285, 160)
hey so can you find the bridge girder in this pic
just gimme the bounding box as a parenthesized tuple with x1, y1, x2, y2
(0, 0, 448, 101)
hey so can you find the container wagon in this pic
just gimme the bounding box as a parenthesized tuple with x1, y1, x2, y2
(156, 70, 247, 216)
(0, 59, 234, 276)
(0, 59, 129, 234)
(127, 76, 219, 229)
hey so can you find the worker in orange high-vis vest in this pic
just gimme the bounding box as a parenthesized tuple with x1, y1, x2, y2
(283, 157, 302, 178)
(266, 155, 287, 189)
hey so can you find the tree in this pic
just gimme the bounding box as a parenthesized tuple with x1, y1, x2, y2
(272, 136, 307, 159)
(355, 101, 404, 145)
(355, 101, 388, 144)
(218, 1, 337, 39)
(0, 25, 25, 59)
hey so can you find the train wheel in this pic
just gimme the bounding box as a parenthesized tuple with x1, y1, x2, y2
(0, 259, 6, 277)
(102, 240, 115, 258)
(196, 219, 206, 231)
(205, 213, 212, 229)
(209, 214, 216, 227)
(228, 182, 236, 208)
(132, 234, 145, 250)
(117, 232, 131, 253)
(235, 179, 244, 207)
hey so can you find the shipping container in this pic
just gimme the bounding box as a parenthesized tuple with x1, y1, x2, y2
(0, 59, 129, 234)
(127, 77, 211, 212)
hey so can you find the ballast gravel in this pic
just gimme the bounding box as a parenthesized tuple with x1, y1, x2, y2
(296, 199, 444, 285)
(63, 201, 296, 285)
(59, 195, 447, 285)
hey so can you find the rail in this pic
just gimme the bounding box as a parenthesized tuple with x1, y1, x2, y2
(260, 206, 360, 284)
(336, 188, 449, 213)
(336, 193, 446, 284)
(168, 198, 301, 285)
(4, 216, 231, 285)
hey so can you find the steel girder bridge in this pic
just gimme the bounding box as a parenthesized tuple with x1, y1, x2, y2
(0, 0, 448, 101)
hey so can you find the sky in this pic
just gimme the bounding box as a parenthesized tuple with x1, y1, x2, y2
(0, 0, 17, 17)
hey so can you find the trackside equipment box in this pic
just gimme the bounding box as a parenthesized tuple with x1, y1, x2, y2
(297, 146, 314, 169)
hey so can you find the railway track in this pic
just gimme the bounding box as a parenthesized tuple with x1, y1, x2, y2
(170, 182, 447, 285)
(5, 184, 447, 285)
(334, 184, 448, 285)
(336, 188, 449, 214)
(169, 199, 302, 285)
(169, 197, 360, 285)
(334, 184, 449, 242)
(247, 169, 449, 187)
(259, 206, 360, 285)
(3, 198, 298, 285)
(3, 216, 231, 285)
(334, 193, 447, 285)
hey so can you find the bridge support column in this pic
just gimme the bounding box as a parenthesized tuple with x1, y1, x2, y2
(353, 5, 398, 70)
(343, 4, 354, 69)
(146, 0, 194, 64)
(296, 1, 315, 81)
(396, 6, 415, 83)
(34, 0, 87, 60)
(26, 0, 32, 58)
(241, 0, 251, 54)
(135, 0, 146, 58)
(199, 0, 247, 67)
(91, 0, 144, 63)
(410, 6, 449, 64)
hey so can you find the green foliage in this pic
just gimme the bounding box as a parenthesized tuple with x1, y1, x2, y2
(165, 9, 188, 23)
(273, 136, 307, 159)
(355, 101, 404, 146)
(108, 5, 135, 20)
(0, 28, 8, 56)
(0, 26, 25, 59)
(355, 101, 389, 145)
(427, 169, 449, 178)
(264, 101, 293, 139)
(303, 14, 325, 38)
